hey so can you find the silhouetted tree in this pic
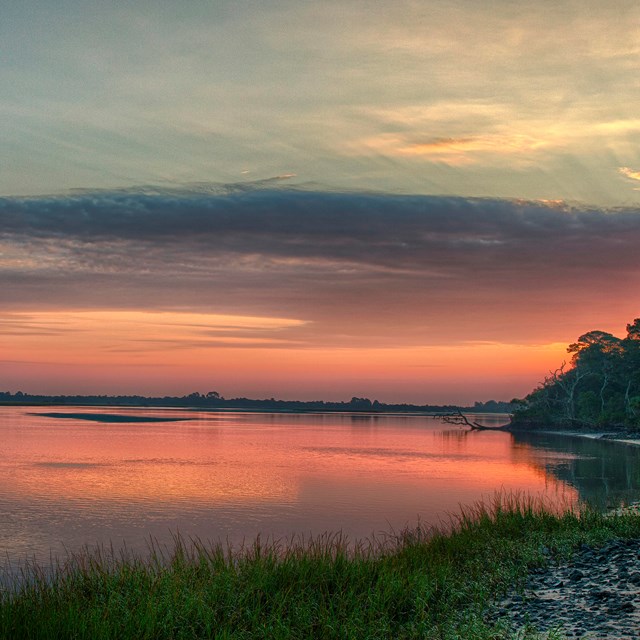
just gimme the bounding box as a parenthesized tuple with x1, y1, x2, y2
(513, 317, 640, 429)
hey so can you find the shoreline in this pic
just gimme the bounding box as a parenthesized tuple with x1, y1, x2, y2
(526, 428, 640, 449)
(0, 401, 494, 416)
(3, 496, 640, 639)
(493, 535, 640, 638)
(7, 402, 640, 446)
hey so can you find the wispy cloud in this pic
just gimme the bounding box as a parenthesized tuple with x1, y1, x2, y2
(2, 2, 639, 204)
(356, 134, 547, 165)
(0, 310, 309, 355)
(620, 166, 640, 182)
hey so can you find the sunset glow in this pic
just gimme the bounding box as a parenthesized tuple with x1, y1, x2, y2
(2, 409, 577, 510)
(1, 1, 639, 403)
(5, 8, 640, 638)
(2, 322, 569, 402)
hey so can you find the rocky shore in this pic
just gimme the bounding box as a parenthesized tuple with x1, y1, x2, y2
(491, 536, 640, 638)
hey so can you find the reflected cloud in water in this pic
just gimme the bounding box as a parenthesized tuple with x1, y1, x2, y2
(2, 407, 639, 577)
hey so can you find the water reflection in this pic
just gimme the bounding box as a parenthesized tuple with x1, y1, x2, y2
(1, 407, 639, 577)
(511, 431, 640, 508)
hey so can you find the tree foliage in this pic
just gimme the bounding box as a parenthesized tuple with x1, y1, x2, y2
(513, 318, 640, 430)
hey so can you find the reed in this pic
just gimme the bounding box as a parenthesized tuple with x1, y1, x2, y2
(2, 492, 639, 639)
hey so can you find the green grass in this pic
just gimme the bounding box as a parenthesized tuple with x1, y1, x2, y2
(2, 494, 640, 639)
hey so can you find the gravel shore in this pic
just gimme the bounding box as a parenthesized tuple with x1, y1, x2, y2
(486, 429, 640, 638)
(491, 537, 640, 639)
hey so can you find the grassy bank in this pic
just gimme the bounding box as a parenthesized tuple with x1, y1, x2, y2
(2, 495, 640, 639)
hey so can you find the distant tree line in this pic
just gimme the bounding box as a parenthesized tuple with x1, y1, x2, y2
(512, 318, 640, 430)
(0, 390, 514, 415)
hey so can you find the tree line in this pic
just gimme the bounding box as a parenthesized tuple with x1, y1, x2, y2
(0, 390, 513, 415)
(512, 318, 640, 429)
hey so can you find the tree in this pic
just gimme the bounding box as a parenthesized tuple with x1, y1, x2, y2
(621, 319, 640, 419)
(567, 331, 626, 422)
(513, 317, 640, 429)
(549, 362, 590, 422)
(626, 318, 640, 341)
(349, 397, 372, 410)
(567, 330, 622, 367)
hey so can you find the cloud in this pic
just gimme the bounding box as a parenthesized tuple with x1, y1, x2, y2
(0, 310, 308, 355)
(2, 0, 640, 208)
(619, 166, 640, 181)
(357, 134, 548, 165)
(1, 185, 640, 346)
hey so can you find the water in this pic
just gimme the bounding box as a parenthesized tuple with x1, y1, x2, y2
(2, 406, 640, 574)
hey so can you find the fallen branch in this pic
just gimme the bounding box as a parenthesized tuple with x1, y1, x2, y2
(435, 409, 509, 431)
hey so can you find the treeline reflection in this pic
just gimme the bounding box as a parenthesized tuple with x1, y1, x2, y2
(510, 432, 640, 508)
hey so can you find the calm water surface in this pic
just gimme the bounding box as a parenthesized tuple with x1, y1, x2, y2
(2, 406, 640, 573)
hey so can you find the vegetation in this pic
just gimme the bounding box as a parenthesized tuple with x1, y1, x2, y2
(2, 495, 640, 639)
(0, 391, 514, 415)
(512, 318, 640, 430)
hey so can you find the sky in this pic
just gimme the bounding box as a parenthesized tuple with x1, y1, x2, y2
(2, 0, 640, 403)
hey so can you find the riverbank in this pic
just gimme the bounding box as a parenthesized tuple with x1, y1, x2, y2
(532, 428, 640, 449)
(493, 535, 640, 638)
(2, 496, 640, 639)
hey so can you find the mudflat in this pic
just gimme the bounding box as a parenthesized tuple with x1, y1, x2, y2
(28, 412, 188, 423)
(493, 536, 640, 638)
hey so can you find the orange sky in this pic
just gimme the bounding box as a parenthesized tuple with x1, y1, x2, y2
(0, 308, 618, 403)
(2, 189, 640, 403)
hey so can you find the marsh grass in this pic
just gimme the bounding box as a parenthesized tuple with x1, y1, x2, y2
(2, 493, 640, 639)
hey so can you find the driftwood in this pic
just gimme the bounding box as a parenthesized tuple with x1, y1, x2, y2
(435, 409, 510, 431)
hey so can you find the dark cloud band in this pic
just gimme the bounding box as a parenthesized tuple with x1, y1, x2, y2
(2, 186, 639, 345)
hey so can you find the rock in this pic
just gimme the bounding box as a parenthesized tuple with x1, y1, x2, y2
(489, 535, 640, 637)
